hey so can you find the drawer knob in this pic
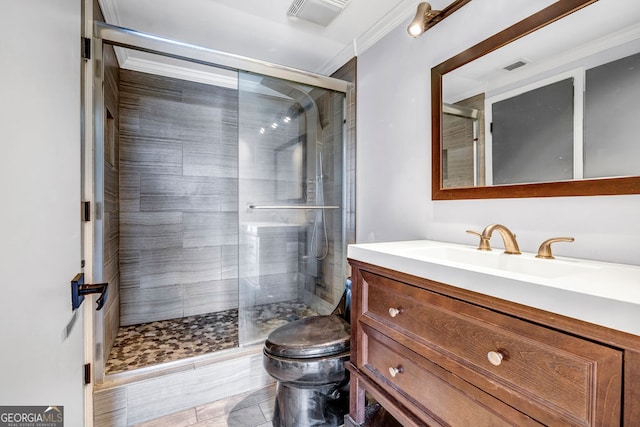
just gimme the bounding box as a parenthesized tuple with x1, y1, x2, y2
(388, 307, 401, 317)
(388, 366, 403, 377)
(487, 351, 504, 366)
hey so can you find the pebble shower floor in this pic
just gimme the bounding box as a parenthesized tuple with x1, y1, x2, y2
(105, 301, 317, 374)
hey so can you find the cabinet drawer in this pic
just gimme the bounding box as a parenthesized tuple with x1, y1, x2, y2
(363, 326, 543, 427)
(361, 271, 622, 426)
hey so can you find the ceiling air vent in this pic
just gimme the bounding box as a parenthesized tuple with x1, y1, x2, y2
(503, 60, 528, 71)
(287, 0, 351, 26)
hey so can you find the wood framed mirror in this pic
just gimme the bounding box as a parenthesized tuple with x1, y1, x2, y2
(432, 0, 640, 200)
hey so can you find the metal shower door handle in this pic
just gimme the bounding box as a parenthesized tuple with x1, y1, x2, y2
(71, 273, 109, 311)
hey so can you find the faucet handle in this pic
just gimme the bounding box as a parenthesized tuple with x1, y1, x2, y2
(466, 230, 491, 251)
(536, 237, 575, 259)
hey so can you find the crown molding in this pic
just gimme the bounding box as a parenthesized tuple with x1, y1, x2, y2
(98, 0, 130, 66)
(98, 0, 121, 26)
(355, 0, 416, 55)
(120, 56, 238, 89)
(319, 0, 416, 74)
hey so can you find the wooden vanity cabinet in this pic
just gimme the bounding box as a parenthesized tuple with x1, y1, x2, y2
(346, 260, 640, 427)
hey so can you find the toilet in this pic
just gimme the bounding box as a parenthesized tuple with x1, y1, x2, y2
(263, 282, 351, 427)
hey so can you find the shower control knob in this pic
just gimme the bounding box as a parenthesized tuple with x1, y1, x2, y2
(388, 366, 403, 377)
(388, 307, 401, 318)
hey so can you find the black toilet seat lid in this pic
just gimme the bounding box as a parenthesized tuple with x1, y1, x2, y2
(264, 315, 350, 358)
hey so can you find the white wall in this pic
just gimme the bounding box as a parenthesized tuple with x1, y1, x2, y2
(357, 0, 640, 266)
(0, 0, 84, 424)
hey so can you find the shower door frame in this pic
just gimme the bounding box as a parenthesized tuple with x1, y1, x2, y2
(95, 22, 349, 93)
(90, 21, 353, 384)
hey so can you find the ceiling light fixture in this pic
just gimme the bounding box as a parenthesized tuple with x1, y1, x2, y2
(407, 0, 472, 38)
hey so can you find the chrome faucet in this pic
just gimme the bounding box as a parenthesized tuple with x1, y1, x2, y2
(467, 224, 521, 254)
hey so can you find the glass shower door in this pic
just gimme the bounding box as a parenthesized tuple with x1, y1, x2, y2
(237, 72, 346, 346)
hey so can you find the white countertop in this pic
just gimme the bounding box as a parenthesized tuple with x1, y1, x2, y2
(348, 240, 640, 336)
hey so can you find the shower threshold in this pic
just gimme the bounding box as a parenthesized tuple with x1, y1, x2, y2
(105, 300, 317, 375)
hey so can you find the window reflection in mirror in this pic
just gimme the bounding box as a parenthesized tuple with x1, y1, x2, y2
(489, 77, 574, 186)
(585, 52, 640, 178)
(443, 45, 640, 188)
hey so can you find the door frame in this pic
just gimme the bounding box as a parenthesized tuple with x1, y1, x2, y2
(81, 0, 97, 424)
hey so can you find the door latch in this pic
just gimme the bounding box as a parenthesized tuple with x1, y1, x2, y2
(71, 273, 108, 311)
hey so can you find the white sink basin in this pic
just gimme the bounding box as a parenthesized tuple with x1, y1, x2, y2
(407, 245, 597, 279)
(347, 240, 640, 336)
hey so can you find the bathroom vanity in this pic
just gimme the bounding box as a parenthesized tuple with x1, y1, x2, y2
(345, 241, 640, 426)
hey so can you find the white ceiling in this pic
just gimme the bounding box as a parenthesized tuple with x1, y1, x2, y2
(98, 0, 450, 75)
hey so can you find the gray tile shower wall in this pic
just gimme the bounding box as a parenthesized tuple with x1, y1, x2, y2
(118, 69, 240, 326)
(103, 42, 121, 363)
(118, 65, 356, 326)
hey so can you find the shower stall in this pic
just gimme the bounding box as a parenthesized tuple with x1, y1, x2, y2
(91, 23, 353, 380)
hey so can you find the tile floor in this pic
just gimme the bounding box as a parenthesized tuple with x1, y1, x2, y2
(106, 301, 317, 374)
(131, 384, 394, 427)
(131, 383, 277, 427)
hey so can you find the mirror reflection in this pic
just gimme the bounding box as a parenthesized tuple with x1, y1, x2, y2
(440, 0, 640, 190)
